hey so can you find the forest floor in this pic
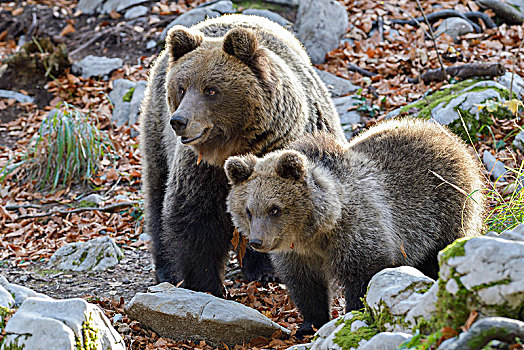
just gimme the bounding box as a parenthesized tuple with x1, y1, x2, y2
(0, 0, 523, 349)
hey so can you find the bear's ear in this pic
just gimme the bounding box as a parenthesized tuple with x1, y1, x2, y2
(275, 151, 307, 181)
(223, 27, 258, 63)
(225, 155, 257, 185)
(166, 26, 203, 61)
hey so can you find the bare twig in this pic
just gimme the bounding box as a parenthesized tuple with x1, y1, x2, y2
(347, 64, 377, 77)
(415, 0, 448, 82)
(391, 9, 483, 32)
(69, 27, 115, 57)
(12, 201, 139, 222)
(414, 62, 505, 84)
(5, 204, 42, 210)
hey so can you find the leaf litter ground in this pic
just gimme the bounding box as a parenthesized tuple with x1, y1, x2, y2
(1, 0, 524, 349)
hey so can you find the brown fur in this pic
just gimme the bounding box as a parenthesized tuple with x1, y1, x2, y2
(139, 14, 344, 295)
(225, 118, 485, 334)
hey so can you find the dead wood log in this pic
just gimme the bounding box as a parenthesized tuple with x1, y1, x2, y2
(413, 62, 505, 84)
(476, 0, 524, 25)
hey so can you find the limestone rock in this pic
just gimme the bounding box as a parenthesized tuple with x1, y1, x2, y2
(358, 332, 412, 350)
(434, 17, 474, 43)
(125, 283, 290, 346)
(437, 235, 524, 327)
(294, 0, 348, 64)
(431, 81, 507, 125)
(109, 79, 146, 127)
(72, 55, 123, 78)
(77, 0, 104, 14)
(0, 89, 34, 103)
(48, 236, 124, 272)
(2, 297, 125, 350)
(160, 1, 235, 42)
(0, 284, 15, 309)
(482, 150, 508, 181)
(124, 5, 148, 19)
(0, 275, 50, 307)
(101, 0, 148, 14)
(314, 68, 358, 97)
(366, 266, 435, 332)
(333, 95, 362, 139)
(498, 71, 524, 98)
(242, 9, 291, 27)
(487, 222, 524, 242)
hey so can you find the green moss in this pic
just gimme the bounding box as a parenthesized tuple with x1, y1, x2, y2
(470, 278, 511, 291)
(333, 309, 379, 349)
(75, 313, 99, 350)
(0, 305, 10, 329)
(1, 339, 25, 350)
(439, 237, 469, 263)
(398, 330, 442, 350)
(73, 250, 89, 266)
(76, 200, 98, 208)
(122, 87, 135, 102)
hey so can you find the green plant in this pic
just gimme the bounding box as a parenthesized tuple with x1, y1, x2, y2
(1, 102, 113, 191)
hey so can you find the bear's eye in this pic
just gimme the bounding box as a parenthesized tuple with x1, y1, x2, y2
(178, 85, 185, 96)
(269, 206, 280, 217)
(204, 87, 217, 96)
(246, 207, 252, 220)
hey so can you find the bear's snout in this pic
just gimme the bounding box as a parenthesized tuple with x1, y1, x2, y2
(249, 238, 263, 250)
(170, 114, 188, 134)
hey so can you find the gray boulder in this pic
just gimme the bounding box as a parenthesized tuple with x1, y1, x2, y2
(0, 89, 34, 104)
(160, 1, 235, 42)
(431, 81, 508, 125)
(72, 55, 123, 78)
(366, 266, 435, 332)
(0, 284, 15, 309)
(482, 150, 508, 181)
(498, 71, 524, 98)
(294, 0, 348, 64)
(242, 9, 291, 27)
(125, 282, 290, 346)
(2, 297, 125, 350)
(434, 17, 474, 43)
(438, 232, 524, 320)
(0, 275, 50, 307)
(48, 236, 124, 272)
(314, 68, 358, 97)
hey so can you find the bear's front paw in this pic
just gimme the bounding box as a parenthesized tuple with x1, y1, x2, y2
(295, 321, 316, 339)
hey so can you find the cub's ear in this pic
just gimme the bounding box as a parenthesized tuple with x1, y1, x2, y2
(275, 151, 307, 181)
(166, 26, 203, 61)
(225, 155, 257, 185)
(223, 27, 258, 63)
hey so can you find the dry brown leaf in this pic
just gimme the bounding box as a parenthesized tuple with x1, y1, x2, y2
(60, 23, 76, 36)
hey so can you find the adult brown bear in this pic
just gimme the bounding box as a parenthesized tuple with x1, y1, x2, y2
(139, 14, 344, 297)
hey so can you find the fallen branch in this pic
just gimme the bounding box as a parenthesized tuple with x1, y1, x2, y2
(12, 201, 139, 222)
(5, 204, 42, 210)
(69, 27, 116, 57)
(413, 62, 505, 84)
(476, 0, 524, 25)
(347, 64, 377, 77)
(439, 317, 524, 350)
(391, 9, 482, 32)
(465, 11, 497, 29)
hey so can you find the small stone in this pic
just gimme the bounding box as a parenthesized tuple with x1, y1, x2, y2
(146, 40, 157, 50)
(242, 9, 291, 27)
(0, 89, 34, 104)
(126, 283, 290, 346)
(112, 313, 123, 325)
(78, 193, 104, 206)
(513, 131, 524, 152)
(262, 0, 298, 5)
(294, 0, 348, 64)
(314, 68, 358, 97)
(124, 5, 148, 19)
(118, 323, 131, 333)
(139, 233, 152, 242)
(482, 150, 508, 181)
(72, 55, 123, 78)
(434, 17, 474, 43)
(498, 72, 524, 99)
(359, 332, 412, 350)
(76, 0, 103, 14)
(101, 0, 148, 14)
(445, 278, 460, 295)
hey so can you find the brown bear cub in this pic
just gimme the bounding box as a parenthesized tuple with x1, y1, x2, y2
(225, 118, 484, 335)
(139, 14, 345, 297)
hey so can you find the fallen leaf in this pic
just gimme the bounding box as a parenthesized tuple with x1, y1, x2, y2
(60, 23, 76, 36)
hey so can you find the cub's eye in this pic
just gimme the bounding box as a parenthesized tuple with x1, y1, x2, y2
(178, 85, 185, 96)
(204, 87, 217, 96)
(246, 207, 252, 220)
(269, 206, 280, 217)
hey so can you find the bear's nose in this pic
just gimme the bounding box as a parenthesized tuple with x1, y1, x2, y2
(249, 239, 263, 250)
(170, 114, 188, 133)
